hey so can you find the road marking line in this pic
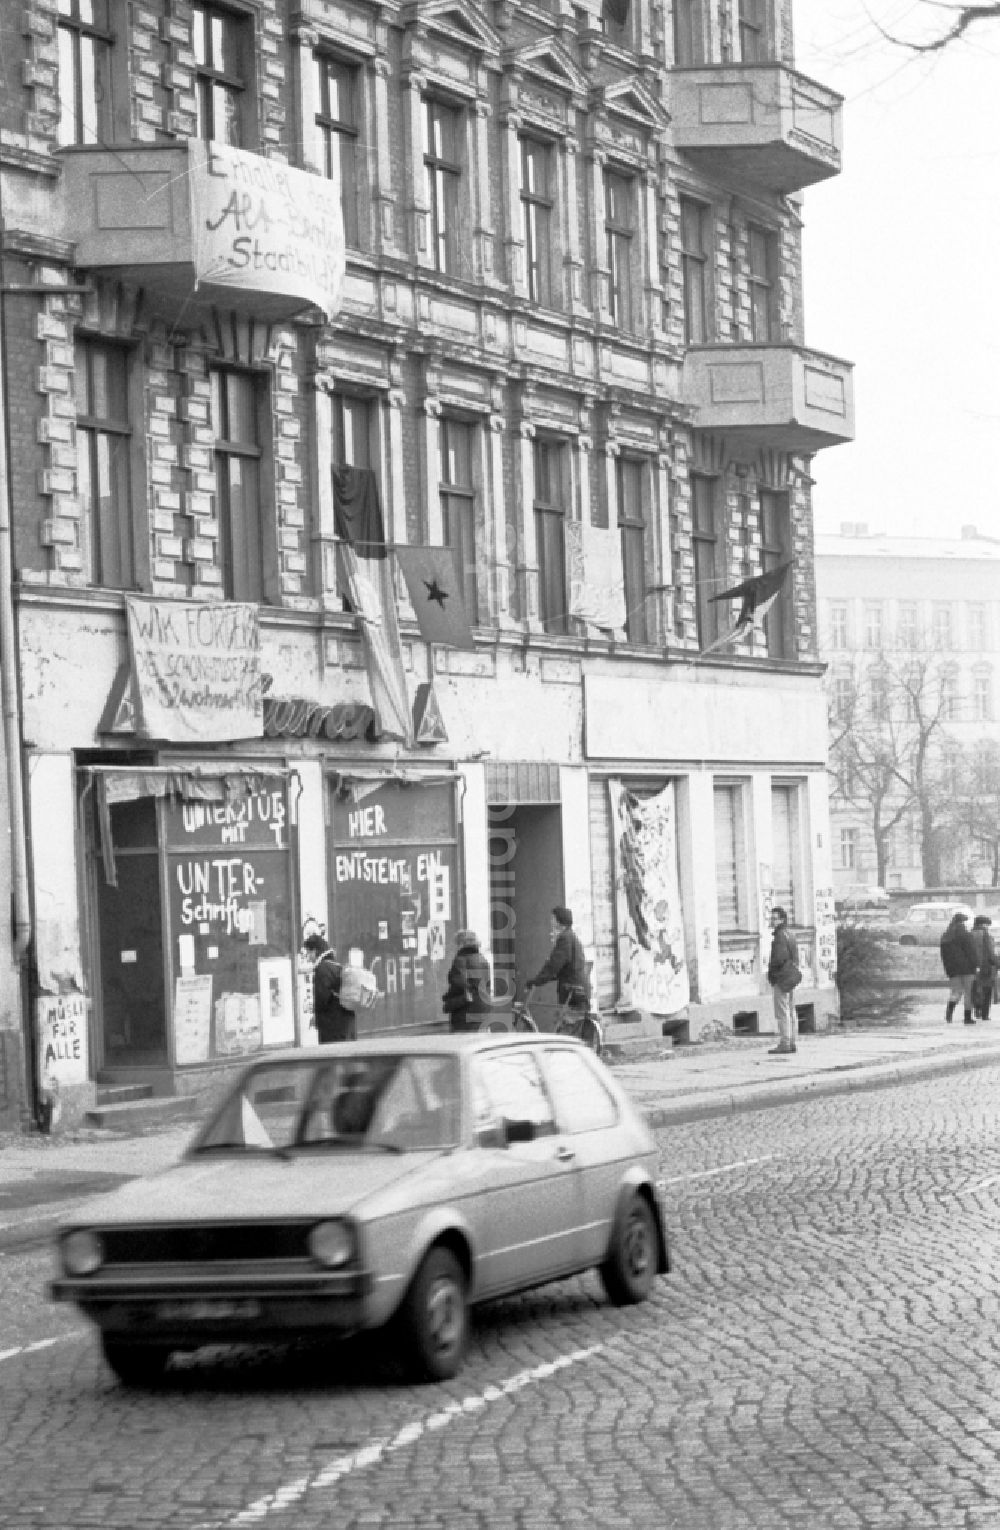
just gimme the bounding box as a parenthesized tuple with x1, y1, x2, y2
(197, 1344, 604, 1530)
(660, 1155, 775, 1185)
(0, 1334, 83, 1366)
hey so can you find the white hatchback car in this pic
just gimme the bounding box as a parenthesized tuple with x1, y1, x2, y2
(897, 902, 975, 946)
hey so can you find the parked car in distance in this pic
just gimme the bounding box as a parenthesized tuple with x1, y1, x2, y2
(50, 1034, 670, 1387)
(835, 884, 891, 912)
(897, 902, 976, 946)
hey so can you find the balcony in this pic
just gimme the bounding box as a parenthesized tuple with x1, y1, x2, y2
(670, 65, 842, 194)
(681, 344, 854, 454)
(56, 142, 343, 324)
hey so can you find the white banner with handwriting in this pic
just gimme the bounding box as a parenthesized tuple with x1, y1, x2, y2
(126, 598, 263, 743)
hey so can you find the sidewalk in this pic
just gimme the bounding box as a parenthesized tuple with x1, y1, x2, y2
(3, 1004, 1000, 1201)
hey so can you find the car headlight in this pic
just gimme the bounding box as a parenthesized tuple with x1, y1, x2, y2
(62, 1229, 103, 1277)
(307, 1220, 356, 1269)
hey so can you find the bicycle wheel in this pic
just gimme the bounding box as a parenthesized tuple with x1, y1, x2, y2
(579, 1014, 603, 1056)
(511, 1006, 538, 1033)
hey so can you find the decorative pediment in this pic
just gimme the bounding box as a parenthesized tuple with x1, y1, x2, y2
(594, 76, 668, 135)
(506, 37, 590, 101)
(404, 0, 501, 57)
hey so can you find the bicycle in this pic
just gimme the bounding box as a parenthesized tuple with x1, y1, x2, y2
(510, 989, 604, 1056)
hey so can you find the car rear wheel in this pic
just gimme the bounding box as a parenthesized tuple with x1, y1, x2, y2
(600, 1194, 657, 1306)
(101, 1335, 170, 1387)
(397, 1246, 468, 1382)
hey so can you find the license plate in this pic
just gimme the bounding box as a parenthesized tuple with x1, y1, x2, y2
(156, 1298, 262, 1323)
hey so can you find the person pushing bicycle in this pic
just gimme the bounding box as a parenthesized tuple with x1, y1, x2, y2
(525, 906, 591, 1013)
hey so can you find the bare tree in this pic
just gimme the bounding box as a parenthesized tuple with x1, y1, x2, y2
(828, 644, 954, 886)
(945, 742, 1000, 886)
(872, 2, 1000, 51)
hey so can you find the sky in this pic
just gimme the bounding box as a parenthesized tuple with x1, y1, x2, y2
(793, 1, 1000, 541)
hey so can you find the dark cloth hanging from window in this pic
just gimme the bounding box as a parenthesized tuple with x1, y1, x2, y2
(332, 466, 387, 559)
(603, 0, 630, 25)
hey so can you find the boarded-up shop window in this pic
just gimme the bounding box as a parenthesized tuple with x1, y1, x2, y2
(714, 780, 751, 931)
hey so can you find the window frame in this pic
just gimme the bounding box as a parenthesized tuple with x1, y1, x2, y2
(839, 827, 858, 871)
(74, 336, 138, 591)
(57, 0, 115, 147)
(714, 780, 752, 933)
(617, 455, 648, 645)
(738, 0, 773, 62)
(747, 223, 779, 343)
(673, 0, 707, 65)
(691, 472, 721, 650)
(967, 603, 988, 652)
(520, 136, 555, 308)
(863, 603, 884, 652)
(829, 603, 848, 650)
(439, 417, 479, 626)
(897, 602, 918, 649)
(679, 196, 712, 345)
(771, 781, 805, 926)
(192, 1, 253, 149)
(533, 436, 569, 636)
(424, 97, 463, 276)
(973, 671, 993, 723)
(210, 363, 271, 604)
(759, 488, 793, 659)
(313, 52, 361, 250)
(604, 169, 635, 330)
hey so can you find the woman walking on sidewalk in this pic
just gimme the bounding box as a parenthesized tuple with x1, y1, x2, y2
(767, 906, 801, 1055)
(940, 911, 979, 1026)
(970, 915, 996, 1021)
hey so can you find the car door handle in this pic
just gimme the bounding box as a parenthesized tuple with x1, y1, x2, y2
(555, 1145, 576, 1162)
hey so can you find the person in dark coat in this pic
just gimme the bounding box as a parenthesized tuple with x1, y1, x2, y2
(303, 933, 356, 1043)
(526, 906, 591, 1011)
(442, 930, 492, 1032)
(766, 905, 801, 1055)
(970, 915, 997, 1022)
(940, 911, 980, 1026)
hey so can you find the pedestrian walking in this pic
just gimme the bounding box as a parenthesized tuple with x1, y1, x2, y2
(766, 906, 801, 1055)
(441, 929, 491, 1032)
(970, 915, 997, 1021)
(525, 906, 591, 1011)
(940, 911, 979, 1026)
(302, 932, 357, 1043)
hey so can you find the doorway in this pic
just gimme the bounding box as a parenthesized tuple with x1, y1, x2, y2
(90, 797, 168, 1067)
(488, 804, 564, 1010)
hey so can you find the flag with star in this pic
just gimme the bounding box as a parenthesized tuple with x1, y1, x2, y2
(394, 546, 477, 651)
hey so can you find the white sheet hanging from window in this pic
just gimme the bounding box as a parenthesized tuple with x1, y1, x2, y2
(609, 780, 689, 1017)
(566, 521, 627, 634)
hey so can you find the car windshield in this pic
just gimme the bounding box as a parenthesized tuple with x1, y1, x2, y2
(192, 1055, 462, 1155)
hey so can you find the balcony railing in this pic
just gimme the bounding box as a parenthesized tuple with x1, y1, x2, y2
(670, 65, 842, 194)
(56, 142, 343, 324)
(682, 344, 855, 453)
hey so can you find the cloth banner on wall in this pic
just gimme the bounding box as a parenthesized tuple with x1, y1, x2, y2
(609, 780, 689, 1016)
(125, 598, 263, 743)
(188, 141, 345, 321)
(333, 467, 413, 744)
(566, 521, 627, 634)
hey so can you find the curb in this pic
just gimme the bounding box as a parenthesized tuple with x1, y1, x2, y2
(642, 1044, 1000, 1128)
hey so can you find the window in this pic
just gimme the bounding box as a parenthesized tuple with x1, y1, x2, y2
(748, 225, 778, 342)
(738, 0, 771, 62)
(772, 784, 803, 924)
(331, 394, 371, 604)
(974, 672, 993, 723)
(211, 367, 266, 602)
(829, 603, 848, 650)
(57, 0, 113, 145)
(932, 602, 953, 649)
(715, 783, 750, 930)
(897, 602, 918, 649)
(521, 139, 554, 307)
(474, 1050, 556, 1138)
(193, 2, 250, 147)
(863, 603, 884, 651)
(673, 0, 706, 64)
(439, 419, 479, 626)
(604, 171, 634, 329)
(868, 669, 889, 722)
(543, 1048, 618, 1134)
(533, 439, 568, 635)
(424, 99, 461, 275)
(601, 0, 632, 45)
(940, 668, 959, 722)
(74, 339, 135, 589)
(968, 603, 989, 651)
(839, 827, 858, 871)
(679, 198, 711, 345)
(617, 457, 648, 644)
(314, 55, 360, 249)
(692, 473, 720, 649)
(832, 675, 853, 721)
(760, 489, 792, 658)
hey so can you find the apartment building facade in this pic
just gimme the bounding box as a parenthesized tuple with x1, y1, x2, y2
(816, 524, 1000, 894)
(0, 0, 852, 1127)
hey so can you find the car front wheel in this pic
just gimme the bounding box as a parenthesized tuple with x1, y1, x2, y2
(600, 1195, 657, 1306)
(398, 1246, 468, 1382)
(101, 1335, 170, 1387)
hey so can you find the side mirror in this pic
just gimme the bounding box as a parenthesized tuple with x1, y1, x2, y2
(504, 1117, 536, 1145)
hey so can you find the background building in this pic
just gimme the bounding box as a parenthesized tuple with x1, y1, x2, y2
(0, 0, 851, 1126)
(816, 523, 1000, 895)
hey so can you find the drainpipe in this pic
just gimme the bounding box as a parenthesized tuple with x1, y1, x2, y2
(0, 198, 36, 1123)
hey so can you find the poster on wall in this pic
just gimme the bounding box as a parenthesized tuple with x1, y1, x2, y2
(215, 992, 262, 1056)
(173, 974, 214, 1064)
(258, 957, 295, 1047)
(125, 598, 263, 743)
(609, 781, 689, 1017)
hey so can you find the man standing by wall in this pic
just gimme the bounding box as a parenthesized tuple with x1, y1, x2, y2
(767, 906, 801, 1056)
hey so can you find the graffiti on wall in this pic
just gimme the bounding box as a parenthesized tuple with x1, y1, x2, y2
(609, 781, 689, 1017)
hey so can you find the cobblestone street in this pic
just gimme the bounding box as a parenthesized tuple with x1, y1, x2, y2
(6, 1063, 1000, 1528)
